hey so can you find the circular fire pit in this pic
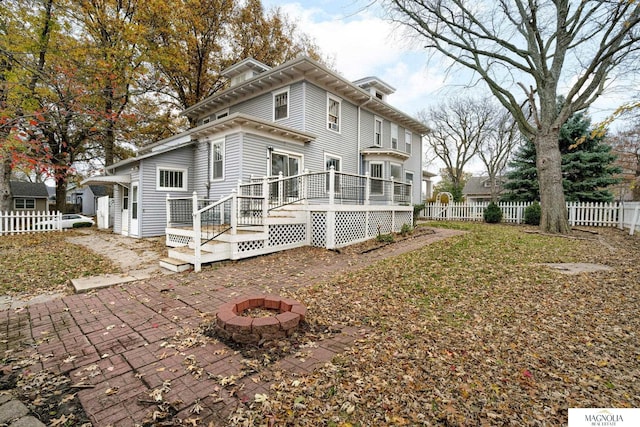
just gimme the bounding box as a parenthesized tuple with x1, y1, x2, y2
(214, 295, 306, 344)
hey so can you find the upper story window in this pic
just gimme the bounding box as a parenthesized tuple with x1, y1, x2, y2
(327, 95, 341, 132)
(273, 88, 289, 121)
(405, 130, 412, 153)
(391, 123, 398, 150)
(216, 110, 229, 120)
(157, 167, 188, 191)
(14, 198, 35, 210)
(201, 117, 210, 125)
(211, 139, 224, 180)
(374, 117, 383, 146)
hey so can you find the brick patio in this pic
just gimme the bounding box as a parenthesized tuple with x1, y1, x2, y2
(0, 227, 461, 425)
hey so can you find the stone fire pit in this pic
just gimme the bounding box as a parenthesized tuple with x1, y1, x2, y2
(214, 295, 306, 344)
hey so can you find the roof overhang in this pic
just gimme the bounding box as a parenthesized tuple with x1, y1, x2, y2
(361, 148, 411, 161)
(182, 56, 430, 136)
(81, 175, 131, 186)
(422, 170, 437, 178)
(190, 113, 315, 144)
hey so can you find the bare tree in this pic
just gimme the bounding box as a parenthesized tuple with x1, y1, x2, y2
(418, 97, 494, 201)
(479, 111, 521, 202)
(609, 120, 640, 201)
(388, 0, 640, 233)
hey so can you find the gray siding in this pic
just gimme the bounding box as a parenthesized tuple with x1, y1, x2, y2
(229, 83, 305, 130)
(138, 146, 194, 237)
(302, 83, 360, 174)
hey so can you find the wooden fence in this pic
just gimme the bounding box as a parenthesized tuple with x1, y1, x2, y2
(420, 201, 640, 234)
(0, 211, 62, 236)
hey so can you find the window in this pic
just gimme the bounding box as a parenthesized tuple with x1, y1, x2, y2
(369, 162, 383, 195)
(216, 110, 229, 120)
(390, 163, 402, 181)
(391, 123, 398, 149)
(211, 140, 224, 180)
(325, 154, 341, 191)
(202, 116, 210, 125)
(405, 130, 412, 153)
(327, 95, 341, 132)
(374, 117, 383, 146)
(157, 167, 187, 191)
(14, 198, 35, 210)
(405, 171, 414, 184)
(122, 187, 129, 210)
(273, 89, 289, 120)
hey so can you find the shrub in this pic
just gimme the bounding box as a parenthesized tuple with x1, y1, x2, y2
(483, 202, 503, 223)
(376, 233, 395, 243)
(524, 201, 541, 225)
(400, 223, 413, 236)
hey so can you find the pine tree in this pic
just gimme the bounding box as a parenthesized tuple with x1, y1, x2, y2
(502, 110, 621, 202)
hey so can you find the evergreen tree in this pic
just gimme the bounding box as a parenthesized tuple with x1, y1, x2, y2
(502, 110, 621, 202)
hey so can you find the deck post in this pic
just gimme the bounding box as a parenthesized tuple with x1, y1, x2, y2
(262, 177, 269, 234)
(364, 172, 370, 205)
(390, 176, 395, 206)
(278, 172, 284, 207)
(329, 166, 335, 205)
(230, 189, 237, 235)
(192, 191, 201, 273)
(165, 194, 171, 227)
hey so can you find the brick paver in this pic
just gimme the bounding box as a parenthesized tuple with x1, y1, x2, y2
(0, 227, 461, 425)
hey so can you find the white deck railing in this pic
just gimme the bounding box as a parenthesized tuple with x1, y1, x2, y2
(420, 201, 640, 234)
(0, 211, 62, 235)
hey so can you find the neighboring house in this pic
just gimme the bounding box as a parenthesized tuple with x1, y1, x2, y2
(85, 56, 430, 240)
(463, 176, 506, 203)
(9, 181, 49, 212)
(66, 184, 108, 215)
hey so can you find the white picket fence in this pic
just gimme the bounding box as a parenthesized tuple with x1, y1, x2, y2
(420, 201, 640, 234)
(0, 211, 62, 236)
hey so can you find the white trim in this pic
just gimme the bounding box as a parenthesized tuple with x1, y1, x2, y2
(405, 170, 415, 184)
(156, 166, 188, 191)
(324, 152, 342, 192)
(374, 116, 383, 147)
(327, 94, 341, 133)
(210, 138, 225, 182)
(273, 87, 290, 121)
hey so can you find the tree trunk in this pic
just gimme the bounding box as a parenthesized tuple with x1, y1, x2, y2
(0, 157, 12, 211)
(535, 130, 571, 233)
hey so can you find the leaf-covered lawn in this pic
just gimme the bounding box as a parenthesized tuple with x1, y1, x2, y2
(0, 231, 119, 296)
(236, 223, 640, 425)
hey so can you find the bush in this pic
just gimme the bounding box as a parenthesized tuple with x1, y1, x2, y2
(483, 202, 503, 223)
(376, 233, 395, 243)
(400, 223, 413, 236)
(524, 201, 541, 225)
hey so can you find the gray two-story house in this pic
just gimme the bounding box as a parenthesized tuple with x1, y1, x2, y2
(85, 56, 429, 269)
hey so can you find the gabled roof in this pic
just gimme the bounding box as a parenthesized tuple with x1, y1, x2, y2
(9, 181, 49, 198)
(352, 76, 396, 95)
(463, 176, 506, 196)
(221, 58, 270, 79)
(182, 56, 430, 136)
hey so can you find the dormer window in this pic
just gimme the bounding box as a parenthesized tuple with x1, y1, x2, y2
(375, 91, 384, 100)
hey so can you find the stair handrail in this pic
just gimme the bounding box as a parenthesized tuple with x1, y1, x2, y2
(193, 192, 236, 272)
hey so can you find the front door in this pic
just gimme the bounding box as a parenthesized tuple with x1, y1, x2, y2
(121, 186, 129, 236)
(130, 183, 139, 236)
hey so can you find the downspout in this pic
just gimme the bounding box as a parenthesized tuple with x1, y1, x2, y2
(357, 96, 373, 175)
(205, 139, 211, 199)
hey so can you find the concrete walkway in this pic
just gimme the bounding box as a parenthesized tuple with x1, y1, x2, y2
(0, 227, 462, 425)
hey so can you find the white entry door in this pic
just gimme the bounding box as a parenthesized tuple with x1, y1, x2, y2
(130, 183, 139, 236)
(121, 186, 129, 236)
